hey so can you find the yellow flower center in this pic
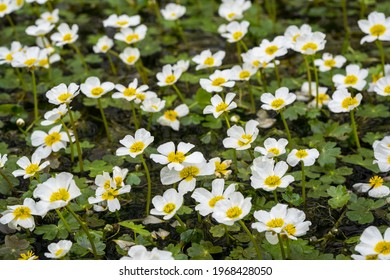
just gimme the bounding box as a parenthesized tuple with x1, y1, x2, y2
(165, 74, 176, 84)
(136, 93, 145, 101)
(126, 55, 136, 64)
(266, 218, 284, 228)
(227, 12, 236, 19)
(301, 42, 318, 52)
(55, 249, 64, 257)
(101, 45, 109, 51)
(204, 57, 215, 66)
(324, 59, 336, 68)
(271, 98, 285, 109)
(179, 166, 200, 181)
(369, 176, 383, 188)
(116, 20, 128, 26)
(268, 147, 280, 155)
(101, 188, 119, 200)
(370, 24, 386, 37)
(215, 161, 229, 176)
(226, 206, 242, 219)
(295, 149, 308, 158)
(129, 141, 145, 154)
(365, 254, 379, 260)
(239, 70, 250, 79)
(44, 131, 61, 146)
(104, 180, 111, 189)
(318, 93, 329, 104)
(50, 188, 70, 202)
(163, 203, 176, 214)
(383, 86, 390, 95)
(167, 151, 186, 163)
(114, 177, 123, 186)
(58, 93, 72, 103)
(13, 206, 31, 220)
(284, 223, 296, 236)
(5, 53, 13, 61)
(126, 34, 139, 43)
(344, 75, 358, 85)
(62, 33, 72, 42)
(25, 163, 40, 175)
(208, 195, 224, 208)
(292, 34, 300, 42)
(237, 134, 253, 147)
(374, 241, 390, 255)
(0, 3, 8, 12)
(123, 87, 136, 97)
(253, 60, 260, 67)
(232, 31, 243, 41)
(388, 155, 390, 164)
(164, 110, 178, 121)
(24, 58, 37, 67)
(170, 12, 176, 17)
(264, 175, 281, 188)
(341, 96, 359, 109)
(39, 59, 49, 67)
(91, 87, 104, 96)
(47, 15, 54, 22)
(18, 250, 38, 260)
(265, 45, 278, 56)
(215, 102, 228, 112)
(211, 77, 227, 86)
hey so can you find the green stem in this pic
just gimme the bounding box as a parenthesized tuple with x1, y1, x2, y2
(273, 190, 278, 203)
(15, 68, 27, 94)
(260, 68, 268, 92)
(6, 14, 17, 39)
(0, 169, 13, 190)
(239, 40, 249, 52)
(273, 60, 281, 87)
(285, 236, 291, 259)
(303, 55, 312, 98)
(135, 61, 148, 85)
(106, 52, 117, 75)
(55, 209, 72, 233)
(247, 81, 256, 113)
(277, 233, 286, 260)
(375, 40, 386, 77)
(247, 149, 254, 161)
(341, 0, 350, 53)
(359, 0, 366, 19)
(350, 110, 361, 150)
(130, 102, 140, 129)
(224, 225, 231, 246)
(238, 220, 262, 260)
(223, 112, 231, 129)
(175, 214, 186, 229)
(66, 205, 98, 259)
(301, 161, 306, 210)
(31, 70, 39, 121)
(97, 98, 112, 142)
(236, 41, 242, 63)
(279, 111, 292, 146)
(147, 113, 153, 131)
(60, 119, 74, 162)
(176, 20, 188, 47)
(140, 154, 152, 215)
(172, 84, 186, 104)
(70, 44, 89, 72)
(66, 105, 84, 172)
(312, 56, 320, 108)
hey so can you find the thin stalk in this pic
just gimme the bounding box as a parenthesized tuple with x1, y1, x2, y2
(60, 119, 74, 162)
(15, 68, 27, 93)
(66, 205, 98, 259)
(375, 40, 386, 77)
(312, 56, 320, 108)
(135, 61, 148, 85)
(247, 81, 256, 113)
(172, 84, 186, 104)
(97, 98, 112, 142)
(70, 44, 89, 72)
(341, 0, 350, 53)
(130, 102, 140, 129)
(285, 236, 291, 259)
(359, 0, 366, 19)
(273, 190, 278, 203)
(277, 233, 286, 260)
(279, 110, 292, 146)
(223, 112, 231, 129)
(147, 113, 153, 131)
(176, 20, 188, 47)
(239, 40, 249, 52)
(273, 60, 281, 87)
(55, 209, 72, 233)
(350, 110, 361, 150)
(247, 149, 254, 161)
(236, 41, 242, 63)
(106, 52, 117, 75)
(301, 161, 306, 210)
(303, 55, 312, 98)
(66, 104, 83, 172)
(224, 225, 231, 246)
(0, 169, 13, 190)
(238, 220, 262, 260)
(6, 15, 17, 39)
(30, 70, 39, 121)
(140, 154, 152, 215)
(175, 214, 186, 229)
(260, 68, 268, 92)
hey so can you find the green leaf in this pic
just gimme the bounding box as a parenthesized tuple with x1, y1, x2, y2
(34, 224, 59, 240)
(342, 154, 380, 173)
(356, 103, 390, 118)
(283, 102, 306, 121)
(317, 142, 341, 166)
(209, 224, 240, 238)
(346, 197, 384, 224)
(119, 221, 151, 236)
(327, 185, 350, 209)
(187, 241, 222, 260)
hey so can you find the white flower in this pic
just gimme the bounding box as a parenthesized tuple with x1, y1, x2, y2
(229, 63, 257, 81)
(33, 172, 81, 213)
(374, 76, 390, 96)
(134, 90, 157, 104)
(150, 141, 205, 171)
(119, 47, 140, 65)
(140, 97, 166, 113)
(93, 35, 114, 54)
(293, 31, 326, 55)
(80, 76, 115, 99)
(241, 48, 267, 69)
(157, 104, 189, 131)
(261, 87, 296, 111)
(113, 78, 149, 102)
(352, 226, 390, 260)
(300, 82, 330, 108)
(11, 46, 41, 68)
(172, 60, 190, 72)
(353, 175, 390, 198)
(37, 48, 60, 69)
(103, 14, 141, 28)
(50, 23, 79, 46)
(328, 88, 362, 113)
(114, 25, 147, 44)
(283, 24, 312, 49)
(257, 36, 288, 62)
(31, 124, 70, 159)
(0, 153, 8, 168)
(210, 157, 232, 178)
(218, 0, 251, 21)
(160, 161, 215, 194)
(314, 53, 346, 72)
(0, 41, 22, 65)
(88, 180, 131, 212)
(161, 3, 186, 21)
(358, 11, 390, 44)
(373, 138, 390, 172)
(46, 83, 79, 105)
(156, 64, 182, 87)
(36, 9, 59, 25)
(150, 188, 183, 220)
(25, 21, 54, 37)
(220, 20, 249, 43)
(254, 137, 288, 158)
(192, 49, 225, 70)
(44, 240, 72, 259)
(112, 166, 130, 188)
(223, 119, 259, 150)
(199, 69, 235, 93)
(121, 245, 173, 260)
(0, 198, 40, 231)
(332, 64, 368, 91)
(0, 0, 16, 17)
(250, 158, 294, 191)
(287, 148, 320, 167)
(192, 178, 236, 216)
(212, 192, 252, 226)
(116, 128, 154, 158)
(12, 152, 50, 179)
(203, 92, 237, 118)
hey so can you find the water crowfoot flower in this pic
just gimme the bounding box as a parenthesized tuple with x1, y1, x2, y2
(373, 137, 390, 172)
(254, 138, 288, 158)
(203, 92, 237, 118)
(157, 104, 189, 131)
(44, 240, 72, 259)
(314, 53, 346, 72)
(220, 20, 249, 43)
(0, 198, 41, 231)
(353, 175, 390, 198)
(352, 226, 390, 260)
(223, 119, 259, 150)
(31, 124, 70, 159)
(160, 3, 186, 21)
(114, 25, 147, 45)
(121, 245, 173, 260)
(200, 69, 235, 93)
(192, 49, 225, 70)
(103, 14, 141, 28)
(12, 152, 50, 179)
(150, 188, 183, 220)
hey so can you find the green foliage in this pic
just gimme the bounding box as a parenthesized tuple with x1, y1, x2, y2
(346, 197, 386, 224)
(327, 185, 350, 209)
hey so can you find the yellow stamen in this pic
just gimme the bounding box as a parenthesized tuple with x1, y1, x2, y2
(179, 166, 200, 181)
(123, 87, 136, 97)
(129, 141, 145, 154)
(301, 42, 318, 52)
(204, 57, 215, 66)
(62, 33, 72, 42)
(284, 223, 296, 236)
(163, 203, 176, 214)
(264, 175, 281, 188)
(215, 102, 228, 112)
(226, 206, 242, 219)
(126, 34, 139, 43)
(116, 20, 128, 26)
(24, 58, 37, 67)
(44, 132, 61, 146)
(324, 59, 336, 68)
(369, 176, 383, 188)
(295, 149, 308, 158)
(239, 70, 250, 79)
(13, 206, 31, 220)
(265, 45, 278, 56)
(126, 55, 136, 64)
(383, 86, 390, 95)
(91, 87, 104, 96)
(271, 98, 285, 109)
(101, 188, 119, 200)
(49, 188, 70, 202)
(165, 74, 176, 84)
(25, 163, 40, 175)
(374, 241, 390, 255)
(266, 218, 284, 228)
(0, 3, 8, 12)
(268, 147, 280, 155)
(209, 195, 224, 208)
(164, 110, 178, 121)
(344, 75, 358, 85)
(341, 97, 359, 109)
(211, 77, 226, 86)
(167, 151, 186, 163)
(237, 134, 253, 147)
(232, 31, 243, 41)
(370, 24, 386, 37)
